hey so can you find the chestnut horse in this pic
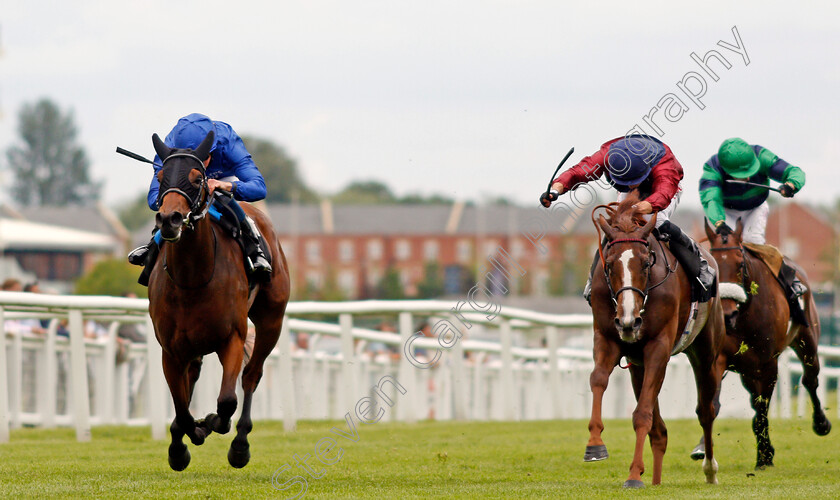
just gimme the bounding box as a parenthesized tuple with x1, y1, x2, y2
(690, 219, 831, 469)
(148, 130, 290, 471)
(585, 194, 725, 488)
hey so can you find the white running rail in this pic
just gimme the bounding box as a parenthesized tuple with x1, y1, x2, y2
(1, 292, 838, 443)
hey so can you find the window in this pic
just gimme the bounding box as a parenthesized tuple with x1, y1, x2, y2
(483, 240, 498, 258)
(511, 239, 525, 259)
(339, 240, 354, 262)
(781, 238, 800, 259)
(423, 240, 439, 261)
(367, 239, 383, 260)
(457, 240, 472, 263)
(305, 271, 323, 289)
(395, 240, 411, 261)
(305, 240, 321, 263)
(279, 239, 294, 259)
(338, 270, 356, 297)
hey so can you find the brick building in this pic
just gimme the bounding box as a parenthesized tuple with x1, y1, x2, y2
(268, 201, 599, 299)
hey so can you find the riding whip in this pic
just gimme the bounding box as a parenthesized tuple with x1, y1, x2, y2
(115, 147, 162, 167)
(724, 179, 782, 193)
(545, 147, 575, 195)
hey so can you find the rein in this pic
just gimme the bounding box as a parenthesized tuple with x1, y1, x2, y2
(163, 224, 218, 290)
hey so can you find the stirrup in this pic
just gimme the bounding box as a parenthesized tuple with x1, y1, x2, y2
(792, 279, 807, 298)
(583, 278, 592, 305)
(128, 245, 150, 266)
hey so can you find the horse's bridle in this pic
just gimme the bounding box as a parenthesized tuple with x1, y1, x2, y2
(156, 152, 212, 230)
(710, 243, 750, 304)
(601, 235, 677, 311)
(602, 238, 654, 308)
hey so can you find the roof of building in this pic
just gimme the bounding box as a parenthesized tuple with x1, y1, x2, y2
(0, 217, 119, 251)
(16, 203, 129, 239)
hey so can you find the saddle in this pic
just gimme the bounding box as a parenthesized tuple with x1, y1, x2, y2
(742, 242, 783, 277)
(210, 195, 272, 289)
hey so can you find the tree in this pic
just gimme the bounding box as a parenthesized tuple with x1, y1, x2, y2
(417, 261, 445, 298)
(333, 180, 396, 204)
(5, 98, 101, 206)
(241, 135, 318, 203)
(377, 266, 405, 299)
(117, 192, 155, 232)
(74, 258, 147, 298)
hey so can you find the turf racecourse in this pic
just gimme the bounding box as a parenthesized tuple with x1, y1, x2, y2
(1, 418, 838, 499)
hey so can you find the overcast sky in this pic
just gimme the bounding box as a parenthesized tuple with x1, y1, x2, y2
(2, 1, 838, 212)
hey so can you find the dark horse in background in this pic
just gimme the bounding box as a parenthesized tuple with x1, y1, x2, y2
(689, 219, 830, 469)
(584, 193, 726, 488)
(148, 130, 290, 470)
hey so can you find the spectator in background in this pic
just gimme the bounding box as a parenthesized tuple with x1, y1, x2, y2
(3, 279, 46, 338)
(117, 292, 146, 344)
(294, 332, 310, 352)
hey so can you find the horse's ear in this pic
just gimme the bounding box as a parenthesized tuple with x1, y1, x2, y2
(704, 218, 717, 242)
(598, 214, 615, 240)
(735, 217, 744, 240)
(152, 133, 171, 161)
(639, 212, 657, 239)
(193, 130, 214, 161)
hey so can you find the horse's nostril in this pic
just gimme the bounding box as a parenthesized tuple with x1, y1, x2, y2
(170, 212, 184, 226)
(155, 213, 163, 227)
(614, 318, 622, 330)
(633, 317, 642, 330)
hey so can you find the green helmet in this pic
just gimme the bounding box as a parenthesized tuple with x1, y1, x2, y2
(718, 138, 759, 178)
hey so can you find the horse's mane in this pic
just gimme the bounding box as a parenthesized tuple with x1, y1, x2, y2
(608, 190, 645, 233)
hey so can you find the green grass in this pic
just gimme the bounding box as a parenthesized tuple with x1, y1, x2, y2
(1, 417, 839, 499)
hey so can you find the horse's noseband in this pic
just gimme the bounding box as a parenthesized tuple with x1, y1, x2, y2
(156, 152, 211, 229)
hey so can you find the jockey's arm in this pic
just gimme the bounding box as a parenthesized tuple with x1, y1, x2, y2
(699, 162, 726, 225)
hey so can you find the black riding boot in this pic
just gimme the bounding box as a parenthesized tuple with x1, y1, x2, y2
(779, 262, 809, 326)
(655, 221, 716, 303)
(135, 238, 160, 287)
(241, 216, 272, 280)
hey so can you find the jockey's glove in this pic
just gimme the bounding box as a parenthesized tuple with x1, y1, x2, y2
(715, 221, 734, 236)
(779, 183, 795, 198)
(540, 190, 559, 208)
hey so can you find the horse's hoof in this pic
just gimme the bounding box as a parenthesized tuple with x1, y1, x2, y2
(690, 443, 706, 461)
(755, 463, 774, 471)
(584, 444, 608, 462)
(168, 445, 191, 471)
(813, 418, 832, 436)
(207, 413, 232, 435)
(228, 445, 251, 469)
(188, 429, 206, 446)
(623, 479, 645, 489)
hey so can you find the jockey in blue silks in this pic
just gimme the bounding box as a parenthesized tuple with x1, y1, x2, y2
(128, 113, 272, 285)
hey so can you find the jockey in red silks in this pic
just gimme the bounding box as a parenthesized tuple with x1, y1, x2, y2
(541, 134, 716, 303)
(128, 113, 272, 286)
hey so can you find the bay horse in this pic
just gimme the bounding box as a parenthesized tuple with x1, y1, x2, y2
(148, 130, 290, 471)
(585, 193, 726, 488)
(690, 218, 831, 469)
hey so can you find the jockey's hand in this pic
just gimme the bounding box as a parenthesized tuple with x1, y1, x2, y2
(715, 220, 734, 236)
(632, 201, 653, 214)
(540, 182, 564, 207)
(540, 191, 559, 207)
(207, 179, 233, 196)
(779, 182, 795, 198)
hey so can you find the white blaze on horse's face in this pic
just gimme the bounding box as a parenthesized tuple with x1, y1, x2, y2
(616, 249, 642, 341)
